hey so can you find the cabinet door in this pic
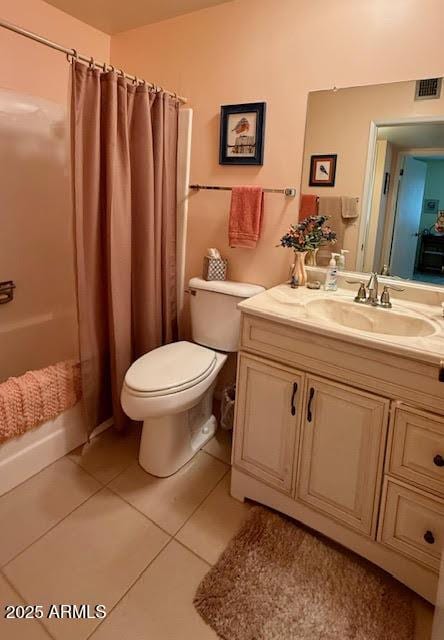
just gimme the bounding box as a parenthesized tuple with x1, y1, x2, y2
(233, 354, 303, 494)
(297, 375, 389, 536)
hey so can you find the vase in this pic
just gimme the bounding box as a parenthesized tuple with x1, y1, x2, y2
(305, 248, 319, 266)
(289, 251, 308, 286)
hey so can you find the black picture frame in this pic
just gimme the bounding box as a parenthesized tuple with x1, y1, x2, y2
(219, 102, 266, 165)
(309, 154, 337, 187)
(424, 198, 439, 214)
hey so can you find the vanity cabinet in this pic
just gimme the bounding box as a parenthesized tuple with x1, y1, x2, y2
(232, 312, 444, 603)
(233, 354, 303, 494)
(297, 376, 389, 536)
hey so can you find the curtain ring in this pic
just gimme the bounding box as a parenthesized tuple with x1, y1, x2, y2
(133, 76, 139, 86)
(102, 61, 108, 72)
(67, 48, 78, 64)
(88, 56, 95, 70)
(119, 69, 125, 78)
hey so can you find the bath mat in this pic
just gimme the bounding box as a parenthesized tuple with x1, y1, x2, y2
(194, 506, 414, 640)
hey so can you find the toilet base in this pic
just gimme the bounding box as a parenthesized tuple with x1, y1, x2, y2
(138, 386, 217, 477)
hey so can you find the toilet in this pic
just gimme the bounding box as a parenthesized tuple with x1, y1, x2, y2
(120, 277, 265, 477)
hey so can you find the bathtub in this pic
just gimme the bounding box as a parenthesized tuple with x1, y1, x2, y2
(0, 401, 112, 496)
(0, 402, 85, 495)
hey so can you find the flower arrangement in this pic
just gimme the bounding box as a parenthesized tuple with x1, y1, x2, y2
(278, 215, 336, 252)
(435, 212, 444, 234)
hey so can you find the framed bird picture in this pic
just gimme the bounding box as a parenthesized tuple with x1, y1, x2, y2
(309, 154, 337, 187)
(219, 102, 266, 165)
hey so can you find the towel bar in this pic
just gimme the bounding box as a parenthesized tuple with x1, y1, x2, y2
(189, 184, 296, 197)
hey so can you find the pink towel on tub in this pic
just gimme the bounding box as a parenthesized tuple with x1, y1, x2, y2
(0, 360, 81, 442)
(229, 186, 264, 248)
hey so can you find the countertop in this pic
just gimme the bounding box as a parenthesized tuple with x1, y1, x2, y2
(238, 284, 444, 365)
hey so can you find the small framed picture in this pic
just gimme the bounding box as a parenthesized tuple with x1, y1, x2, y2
(424, 199, 439, 214)
(309, 154, 337, 187)
(219, 102, 266, 165)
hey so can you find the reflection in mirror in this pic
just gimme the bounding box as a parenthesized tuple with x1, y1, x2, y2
(301, 79, 444, 286)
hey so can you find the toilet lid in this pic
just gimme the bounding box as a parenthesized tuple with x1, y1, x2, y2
(124, 341, 217, 395)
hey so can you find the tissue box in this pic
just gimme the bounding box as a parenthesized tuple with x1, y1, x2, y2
(203, 256, 228, 281)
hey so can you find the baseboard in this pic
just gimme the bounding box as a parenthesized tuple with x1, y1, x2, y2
(90, 417, 113, 439)
(0, 403, 111, 496)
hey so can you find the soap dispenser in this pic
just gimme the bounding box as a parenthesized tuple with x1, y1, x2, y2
(338, 250, 349, 271)
(324, 253, 340, 291)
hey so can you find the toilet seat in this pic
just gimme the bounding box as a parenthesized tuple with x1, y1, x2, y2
(124, 341, 217, 398)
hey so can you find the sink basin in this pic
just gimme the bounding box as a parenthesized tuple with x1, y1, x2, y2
(305, 298, 437, 337)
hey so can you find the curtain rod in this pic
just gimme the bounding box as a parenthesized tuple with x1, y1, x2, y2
(0, 18, 187, 104)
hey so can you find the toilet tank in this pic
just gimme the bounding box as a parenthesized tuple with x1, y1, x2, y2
(188, 278, 265, 352)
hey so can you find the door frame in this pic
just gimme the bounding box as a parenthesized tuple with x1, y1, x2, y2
(357, 115, 444, 273)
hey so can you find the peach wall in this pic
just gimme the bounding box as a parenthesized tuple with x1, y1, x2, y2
(111, 0, 444, 290)
(0, 0, 110, 103)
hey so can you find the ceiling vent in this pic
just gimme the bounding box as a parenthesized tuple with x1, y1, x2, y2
(415, 78, 442, 100)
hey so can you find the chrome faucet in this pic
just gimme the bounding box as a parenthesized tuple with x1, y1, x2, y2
(366, 272, 379, 306)
(347, 272, 404, 308)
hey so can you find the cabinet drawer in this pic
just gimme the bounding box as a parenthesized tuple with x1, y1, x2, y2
(378, 478, 444, 572)
(388, 406, 444, 497)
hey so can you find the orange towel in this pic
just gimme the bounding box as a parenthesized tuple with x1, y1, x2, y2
(229, 186, 264, 248)
(0, 360, 81, 442)
(299, 194, 318, 220)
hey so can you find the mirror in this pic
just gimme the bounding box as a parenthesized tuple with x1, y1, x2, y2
(301, 78, 444, 286)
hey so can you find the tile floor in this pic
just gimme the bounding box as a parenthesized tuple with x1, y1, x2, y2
(0, 426, 435, 640)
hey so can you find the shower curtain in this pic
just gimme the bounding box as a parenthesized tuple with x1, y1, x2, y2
(71, 61, 179, 432)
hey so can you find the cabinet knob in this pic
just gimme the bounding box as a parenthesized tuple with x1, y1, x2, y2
(433, 454, 444, 467)
(423, 530, 435, 545)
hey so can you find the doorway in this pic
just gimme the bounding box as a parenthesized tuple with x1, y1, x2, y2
(360, 119, 444, 284)
(391, 154, 444, 282)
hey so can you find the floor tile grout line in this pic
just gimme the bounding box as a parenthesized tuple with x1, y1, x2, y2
(1, 483, 104, 571)
(102, 457, 139, 487)
(0, 452, 104, 502)
(106, 452, 229, 538)
(106, 484, 174, 538)
(0, 442, 229, 624)
(0, 567, 56, 640)
(84, 536, 175, 640)
(201, 445, 232, 466)
(2, 481, 171, 640)
(173, 467, 231, 538)
(63, 455, 108, 488)
(170, 461, 230, 536)
(106, 443, 230, 490)
(173, 537, 214, 568)
(68, 425, 142, 485)
(1, 455, 226, 572)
